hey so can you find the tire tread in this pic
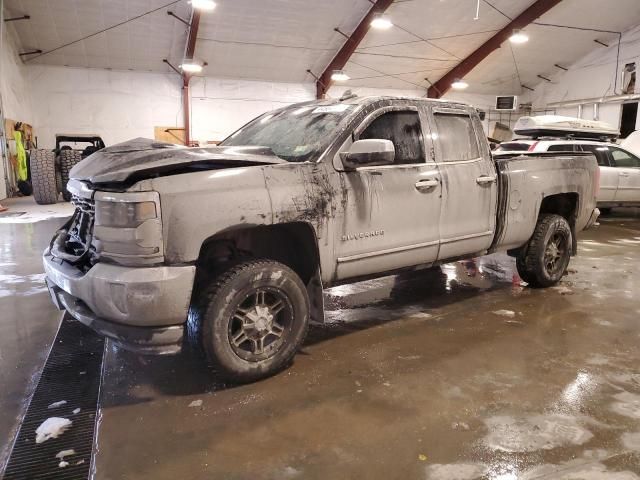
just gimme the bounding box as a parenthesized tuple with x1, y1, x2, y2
(29, 149, 58, 205)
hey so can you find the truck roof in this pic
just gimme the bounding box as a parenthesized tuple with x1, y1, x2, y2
(297, 95, 469, 109)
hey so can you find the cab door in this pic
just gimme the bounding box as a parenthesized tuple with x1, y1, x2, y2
(429, 106, 498, 260)
(333, 104, 442, 280)
(609, 147, 640, 203)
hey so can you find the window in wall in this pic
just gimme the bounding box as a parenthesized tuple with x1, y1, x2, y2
(579, 145, 610, 166)
(433, 113, 480, 162)
(610, 148, 640, 168)
(360, 111, 425, 165)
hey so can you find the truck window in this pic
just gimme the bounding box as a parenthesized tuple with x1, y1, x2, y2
(579, 145, 610, 166)
(359, 111, 425, 165)
(610, 147, 640, 168)
(433, 113, 480, 161)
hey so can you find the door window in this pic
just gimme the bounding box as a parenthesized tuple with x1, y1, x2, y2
(433, 113, 480, 162)
(359, 111, 425, 165)
(547, 144, 577, 152)
(579, 145, 610, 166)
(610, 147, 640, 168)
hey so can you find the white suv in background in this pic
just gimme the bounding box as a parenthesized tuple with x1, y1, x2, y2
(496, 139, 640, 212)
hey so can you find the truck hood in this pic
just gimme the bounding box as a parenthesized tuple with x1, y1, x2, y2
(70, 137, 286, 184)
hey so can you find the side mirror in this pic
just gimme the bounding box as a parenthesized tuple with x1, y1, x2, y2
(339, 139, 395, 170)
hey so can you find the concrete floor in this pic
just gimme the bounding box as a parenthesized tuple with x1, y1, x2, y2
(1, 198, 640, 479)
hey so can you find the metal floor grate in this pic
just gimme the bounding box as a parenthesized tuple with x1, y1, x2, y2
(3, 315, 105, 480)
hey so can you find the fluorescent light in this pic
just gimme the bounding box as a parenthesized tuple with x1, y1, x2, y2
(191, 0, 216, 10)
(371, 15, 393, 29)
(331, 70, 350, 82)
(509, 29, 529, 44)
(451, 79, 469, 90)
(180, 59, 203, 73)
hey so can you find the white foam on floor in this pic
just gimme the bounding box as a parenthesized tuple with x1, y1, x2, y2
(35, 417, 72, 444)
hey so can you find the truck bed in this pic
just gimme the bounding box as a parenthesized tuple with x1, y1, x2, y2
(490, 151, 599, 253)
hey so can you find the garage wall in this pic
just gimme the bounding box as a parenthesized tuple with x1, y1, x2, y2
(0, 23, 35, 200)
(24, 64, 500, 150)
(27, 66, 182, 149)
(189, 77, 315, 143)
(527, 25, 640, 131)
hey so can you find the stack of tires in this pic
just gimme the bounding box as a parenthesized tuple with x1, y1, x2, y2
(29, 149, 83, 204)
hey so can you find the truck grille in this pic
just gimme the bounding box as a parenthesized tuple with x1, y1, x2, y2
(66, 195, 97, 266)
(71, 195, 95, 215)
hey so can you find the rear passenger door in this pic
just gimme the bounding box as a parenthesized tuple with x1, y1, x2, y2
(578, 144, 618, 203)
(609, 147, 640, 203)
(429, 107, 497, 260)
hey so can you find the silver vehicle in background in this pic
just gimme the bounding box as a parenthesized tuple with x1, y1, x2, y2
(496, 116, 640, 213)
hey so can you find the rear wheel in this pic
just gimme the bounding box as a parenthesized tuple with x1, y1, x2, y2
(30, 149, 58, 205)
(516, 214, 572, 288)
(197, 259, 309, 382)
(59, 150, 83, 201)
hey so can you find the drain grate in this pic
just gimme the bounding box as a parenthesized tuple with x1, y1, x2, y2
(3, 315, 105, 480)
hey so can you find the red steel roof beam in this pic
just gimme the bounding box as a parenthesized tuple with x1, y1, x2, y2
(182, 9, 201, 146)
(426, 0, 562, 98)
(316, 0, 394, 99)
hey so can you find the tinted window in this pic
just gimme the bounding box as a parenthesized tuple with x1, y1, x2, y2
(548, 144, 576, 152)
(496, 142, 530, 151)
(360, 111, 425, 165)
(434, 113, 480, 161)
(579, 145, 610, 166)
(610, 147, 640, 168)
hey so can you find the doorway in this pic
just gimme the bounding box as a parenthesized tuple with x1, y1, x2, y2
(620, 102, 638, 138)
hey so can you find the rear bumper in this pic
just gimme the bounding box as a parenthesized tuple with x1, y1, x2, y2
(43, 248, 196, 354)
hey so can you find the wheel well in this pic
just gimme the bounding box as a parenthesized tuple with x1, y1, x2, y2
(539, 192, 578, 221)
(539, 192, 579, 254)
(196, 222, 320, 284)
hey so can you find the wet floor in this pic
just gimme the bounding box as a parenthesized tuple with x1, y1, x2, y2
(95, 210, 640, 480)
(0, 219, 64, 469)
(2, 204, 640, 479)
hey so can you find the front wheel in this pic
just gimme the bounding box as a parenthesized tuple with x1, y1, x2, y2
(197, 259, 309, 382)
(516, 214, 572, 288)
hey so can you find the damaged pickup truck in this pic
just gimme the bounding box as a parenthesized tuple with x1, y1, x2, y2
(44, 95, 600, 381)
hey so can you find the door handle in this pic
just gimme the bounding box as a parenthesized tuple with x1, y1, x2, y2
(476, 175, 497, 185)
(415, 178, 439, 191)
(619, 172, 630, 177)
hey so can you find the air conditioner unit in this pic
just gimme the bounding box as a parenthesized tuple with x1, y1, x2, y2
(495, 96, 518, 111)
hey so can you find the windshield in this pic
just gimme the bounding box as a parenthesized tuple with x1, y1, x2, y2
(220, 103, 355, 162)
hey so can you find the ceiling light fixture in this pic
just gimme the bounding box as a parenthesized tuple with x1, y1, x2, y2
(509, 29, 529, 44)
(370, 15, 393, 30)
(331, 70, 350, 82)
(190, 0, 216, 11)
(451, 78, 469, 90)
(180, 58, 204, 73)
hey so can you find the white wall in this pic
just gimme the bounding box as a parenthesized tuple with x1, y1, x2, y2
(27, 66, 183, 149)
(190, 77, 315, 143)
(0, 22, 34, 199)
(527, 25, 640, 131)
(23, 65, 499, 152)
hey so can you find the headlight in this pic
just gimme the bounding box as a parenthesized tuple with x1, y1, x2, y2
(93, 191, 163, 265)
(95, 201, 156, 228)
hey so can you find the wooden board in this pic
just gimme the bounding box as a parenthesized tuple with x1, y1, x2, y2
(154, 126, 185, 145)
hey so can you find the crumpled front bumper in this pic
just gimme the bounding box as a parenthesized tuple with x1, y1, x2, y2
(43, 248, 196, 354)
